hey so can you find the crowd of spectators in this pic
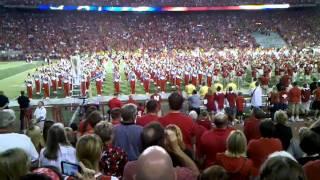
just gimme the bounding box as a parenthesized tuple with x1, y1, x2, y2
(1, 90, 320, 179)
(0, 9, 320, 58)
(3, 0, 317, 6)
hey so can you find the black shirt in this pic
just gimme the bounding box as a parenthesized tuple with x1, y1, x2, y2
(310, 81, 317, 93)
(17, 95, 30, 109)
(0, 95, 9, 109)
(274, 123, 293, 150)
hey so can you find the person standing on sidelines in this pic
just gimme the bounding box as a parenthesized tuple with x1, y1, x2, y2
(17, 91, 30, 132)
(250, 82, 263, 109)
(288, 82, 302, 122)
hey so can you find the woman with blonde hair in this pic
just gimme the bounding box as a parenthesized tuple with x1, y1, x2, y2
(0, 148, 30, 179)
(216, 130, 257, 180)
(164, 124, 193, 166)
(76, 134, 118, 179)
(26, 125, 44, 152)
(274, 110, 293, 150)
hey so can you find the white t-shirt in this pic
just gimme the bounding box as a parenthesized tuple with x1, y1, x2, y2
(34, 107, 47, 121)
(39, 145, 77, 171)
(0, 133, 39, 162)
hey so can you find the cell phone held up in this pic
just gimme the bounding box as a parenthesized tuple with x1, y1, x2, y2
(61, 161, 81, 177)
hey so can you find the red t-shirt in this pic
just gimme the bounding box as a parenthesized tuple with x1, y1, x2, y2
(108, 98, 122, 110)
(159, 112, 196, 149)
(303, 160, 320, 180)
(199, 128, 234, 168)
(205, 94, 216, 112)
(244, 117, 261, 142)
(215, 92, 225, 110)
(196, 118, 212, 130)
(247, 138, 283, 169)
(226, 92, 237, 108)
(136, 114, 158, 127)
(301, 88, 311, 102)
(288, 87, 301, 104)
(236, 96, 245, 112)
(216, 153, 258, 179)
(260, 76, 269, 86)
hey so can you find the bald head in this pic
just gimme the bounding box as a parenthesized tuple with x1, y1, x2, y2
(135, 146, 175, 180)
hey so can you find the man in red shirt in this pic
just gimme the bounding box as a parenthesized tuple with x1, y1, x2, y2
(225, 87, 237, 123)
(288, 82, 302, 122)
(199, 113, 234, 168)
(244, 108, 264, 142)
(301, 83, 311, 115)
(108, 93, 122, 110)
(136, 100, 159, 127)
(158, 92, 196, 149)
(236, 92, 245, 121)
(247, 120, 283, 170)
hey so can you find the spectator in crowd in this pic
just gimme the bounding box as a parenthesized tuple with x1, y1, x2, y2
(311, 82, 320, 119)
(17, 91, 30, 131)
(64, 127, 77, 147)
(200, 165, 229, 180)
(303, 159, 320, 180)
(43, 120, 55, 144)
(309, 78, 318, 93)
(94, 121, 128, 178)
(199, 112, 234, 168)
(216, 130, 258, 179)
(136, 99, 159, 127)
(113, 103, 143, 161)
(110, 108, 121, 125)
(288, 82, 302, 122)
(39, 124, 77, 171)
(0, 91, 9, 109)
(76, 134, 118, 179)
(214, 86, 225, 113)
(204, 88, 216, 114)
(108, 93, 122, 110)
(159, 92, 196, 149)
(260, 151, 306, 180)
(0, 109, 39, 162)
(196, 111, 212, 130)
(243, 108, 264, 142)
(274, 110, 293, 150)
(123, 122, 199, 180)
(23, 167, 63, 180)
(33, 101, 47, 130)
(78, 110, 103, 136)
(235, 92, 245, 121)
(164, 124, 193, 166)
(247, 119, 283, 170)
(26, 125, 44, 152)
(298, 128, 320, 165)
(0, 148, 30, 179)
(188, 90, 202, 115)
(250, 82, 262, 108)
(269, 86, 287, 120)
(225, 87, 237, 122)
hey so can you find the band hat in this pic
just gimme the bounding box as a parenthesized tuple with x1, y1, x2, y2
(0, 109, 16, 128)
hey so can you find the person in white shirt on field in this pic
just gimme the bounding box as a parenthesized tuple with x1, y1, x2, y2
(251, 81, 263, 108)
(34, 101, 47, 130)
(0, 109, 39, 162)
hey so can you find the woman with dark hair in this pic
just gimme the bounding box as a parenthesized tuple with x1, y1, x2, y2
(78, 110, 103, 136)
(39, 124, 77, 171)
(298, 128, 320, 165)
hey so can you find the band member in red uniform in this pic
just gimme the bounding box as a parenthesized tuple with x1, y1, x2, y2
(129, 71, 136, 94)
(215, 86, 225, 113)
(192, 71, 197, 87)
(43, 75, 50, 99)
(34, 73, 41, 95)
(143, 72, 151, 94)
(25, 74, 33, 99)
(198, 69, 203, 85)
(96, 77, 102, 96)
(81, 75, 86, 97)
(114, 71, 121, 94)
(51, 74, 57, 95)
(159, 73, 166, 93)
(207, 71, 212, 87)
(57, 73, 63, 89)
(184, 71, 190, 85)
(176, 74, 182, 91)
(63, 74, 70, 98)
(86, 75, 90, 91)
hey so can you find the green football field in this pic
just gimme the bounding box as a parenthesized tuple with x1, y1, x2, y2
(0, 60, 169, 99)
